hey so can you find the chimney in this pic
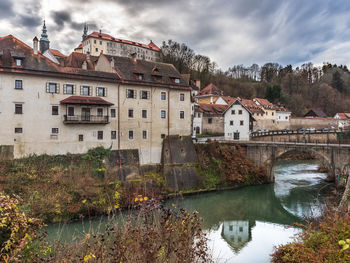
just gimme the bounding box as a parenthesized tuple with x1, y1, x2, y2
(33, 36, 39, 55)
(82, 60, 87, 70)
(86, 51, 90, 62)
(195, 80, 201, 90)
(110, 57, 115, 68)
(131, 52, 137, 62)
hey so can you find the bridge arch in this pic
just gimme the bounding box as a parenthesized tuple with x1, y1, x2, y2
(266, 147, 332, 182)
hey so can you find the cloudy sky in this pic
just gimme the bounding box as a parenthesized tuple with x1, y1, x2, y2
(1, 0, 350, 69)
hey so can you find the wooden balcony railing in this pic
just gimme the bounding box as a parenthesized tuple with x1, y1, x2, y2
(63, 115, 109, 124)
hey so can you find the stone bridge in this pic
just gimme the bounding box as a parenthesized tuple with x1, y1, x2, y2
(251, 130, 340, 144)
(238, 141, 350, 184)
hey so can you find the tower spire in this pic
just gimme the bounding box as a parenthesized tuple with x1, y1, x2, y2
(40, 20, 50, 53)
(82, 23, 88, 41)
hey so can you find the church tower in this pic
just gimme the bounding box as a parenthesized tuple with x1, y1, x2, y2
(40, 20, 50, 53)
(82, 23, 88, 41)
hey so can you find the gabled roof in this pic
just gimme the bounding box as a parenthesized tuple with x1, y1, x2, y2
(304, 109, 327, 118)
(85, 32, 161, 51)
(50, 48, 66, 58)
(60, 96, 114, 106)
(335, 113, 350, 120)
(197, 103, 228, 115)
(240, 99, 264, 114)
(0, 35, 120, 82)
(253, 98, 273, 108)
(224, 99, 256, 121)
(198, 83, 224, 96)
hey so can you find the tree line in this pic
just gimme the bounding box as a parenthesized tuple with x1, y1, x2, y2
(162, 40, 350, 117)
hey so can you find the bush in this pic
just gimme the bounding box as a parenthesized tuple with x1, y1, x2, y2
(271, 212, 350, 262)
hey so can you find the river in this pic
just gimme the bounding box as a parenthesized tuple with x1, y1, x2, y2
(45, 160, 333, 263)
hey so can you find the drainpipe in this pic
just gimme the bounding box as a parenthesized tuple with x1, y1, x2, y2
(168, 89, 173, 163)
(118, 84, 122, 168)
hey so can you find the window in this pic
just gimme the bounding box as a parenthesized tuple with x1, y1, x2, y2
(81, 85, 91, 96)
(52, 128, 59, 134)
(52, 106, 59, 115)
(99, 40, 102, 45)
(15, 104, 23, 114)
(97, 87, 106, 97)
(208, 118, 212, 124)
(231, 110, 235, 115)
(179, 110, 184, 119)
(180, 93, 185, 101)
(230, 120, 233, 126)
(136, 74, 144, 80)
(161, 91, 166, 100)
(111, 109, 116, 118)
(126, 89, 136, 99)
(68, 107, 74, 116)
(97, 108, 103, 117)
(140, 90, 149, 99)
(161, 134, 166, 139)
(15, 80, 23, 90)
(97, 131, 103, 140)
(240, 120, 244, 126)
(64, 84, 74, 94)
(94, 40, 96, 44)
(15, 59, 22, 66)
(111, 130, 117, 139)
(272, 112, 274, 116)
(142, 130, 147, 139)
(128, 130, 134, 140)
(46, 82, 59, 93)
(238, 110, 242, 115)
(95, 48, 98, 52)
(79, 134, 84, 141)
(161, 110, 166, 119)
(128, 109, 134, 118)
(174, 78, 180, 84)
(142, 109, 147, 118)
(14, 127, 23, 133)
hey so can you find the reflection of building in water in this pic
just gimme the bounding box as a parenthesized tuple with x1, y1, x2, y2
(221, 221, 254, 253)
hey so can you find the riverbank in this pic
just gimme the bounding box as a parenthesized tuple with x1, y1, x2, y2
(0, 142, 269, 223)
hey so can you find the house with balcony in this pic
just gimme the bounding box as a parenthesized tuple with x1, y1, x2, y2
(0, 30, 191, 164)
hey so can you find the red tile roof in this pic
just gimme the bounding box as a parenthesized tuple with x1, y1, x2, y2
(86, 32, 161, 51)
(221, 96, 236, 104)
(198, 83, 224, 96)
(50, 48, 66, 58)
(240, 99, 264, 114)
(335, 113, 350, 120)
(60, 96, 114, 106)
(254, 98, 273, 108)
(197, 103, 228, 115)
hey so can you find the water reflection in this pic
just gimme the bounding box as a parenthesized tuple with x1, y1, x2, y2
(45, 160, 334, 263)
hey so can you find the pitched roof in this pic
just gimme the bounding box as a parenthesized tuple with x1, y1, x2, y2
(335, 113, 350, 120)
(304, 109, 327, 118)
(106, 55, 189, 89)
(253, 98, 273, 108)
(60, 96, 114, 106)
(197, 103, 228, 115)
(198, 83, 224, 96)
(50, 48, 66, 58)
(0, 35, 120, 82)
(85, 32, 161, 51)
(240, 99, 264, 114)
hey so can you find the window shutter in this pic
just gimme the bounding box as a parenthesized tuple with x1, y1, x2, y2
(46, 82, 50, 93)
(56, 83, 60, 94)
(134, 90, 136, 99)
(147, 91, 150, 99)
(80, 85, 83, 95)
(73, 85, 76, 95)
(89, 86, 92, 96)
(105, 88, 107, 97)
(96, 87, 98, 96)
(63, 84, 67, 94)
(126, 89, 128, 98)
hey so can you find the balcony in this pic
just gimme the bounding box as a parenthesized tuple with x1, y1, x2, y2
(63, 115, 109, 124)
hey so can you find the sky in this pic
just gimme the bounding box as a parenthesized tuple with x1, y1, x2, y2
(1, 0, 350, 70)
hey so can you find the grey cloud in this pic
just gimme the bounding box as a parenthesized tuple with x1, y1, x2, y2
(0, 0, 13, 18)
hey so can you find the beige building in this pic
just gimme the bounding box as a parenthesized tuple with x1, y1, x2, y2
(0, 35, 191, 164)
(80, 29, 161, 62)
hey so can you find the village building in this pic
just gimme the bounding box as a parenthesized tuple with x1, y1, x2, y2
(304, 109, 327, 118)
(275, 105, 291, 122)
(334, 113, 350, 130)
(253, 98, 277, 120)
(0, 28, 190, 164)
(195, 83, 224, 104)
(224, 99, 255, 141)
(76, 24, 161, 62)
(196, 104, 226, 135)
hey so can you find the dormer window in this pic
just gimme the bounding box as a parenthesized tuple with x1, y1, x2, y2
(153, 75, 162, 81)
(134, 73, 144, 80)
(152, 67, 159, 73)
(174, 78, 180, 84)
(15, 59, 22, 66)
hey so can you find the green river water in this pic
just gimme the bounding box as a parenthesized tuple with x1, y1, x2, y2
(45, 160, 334, 263)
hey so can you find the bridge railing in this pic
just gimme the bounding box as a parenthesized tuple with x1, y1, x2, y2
(250, 129, 340, 138)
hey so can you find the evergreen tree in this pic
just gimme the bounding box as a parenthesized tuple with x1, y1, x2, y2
(332, 71, 344, 93)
